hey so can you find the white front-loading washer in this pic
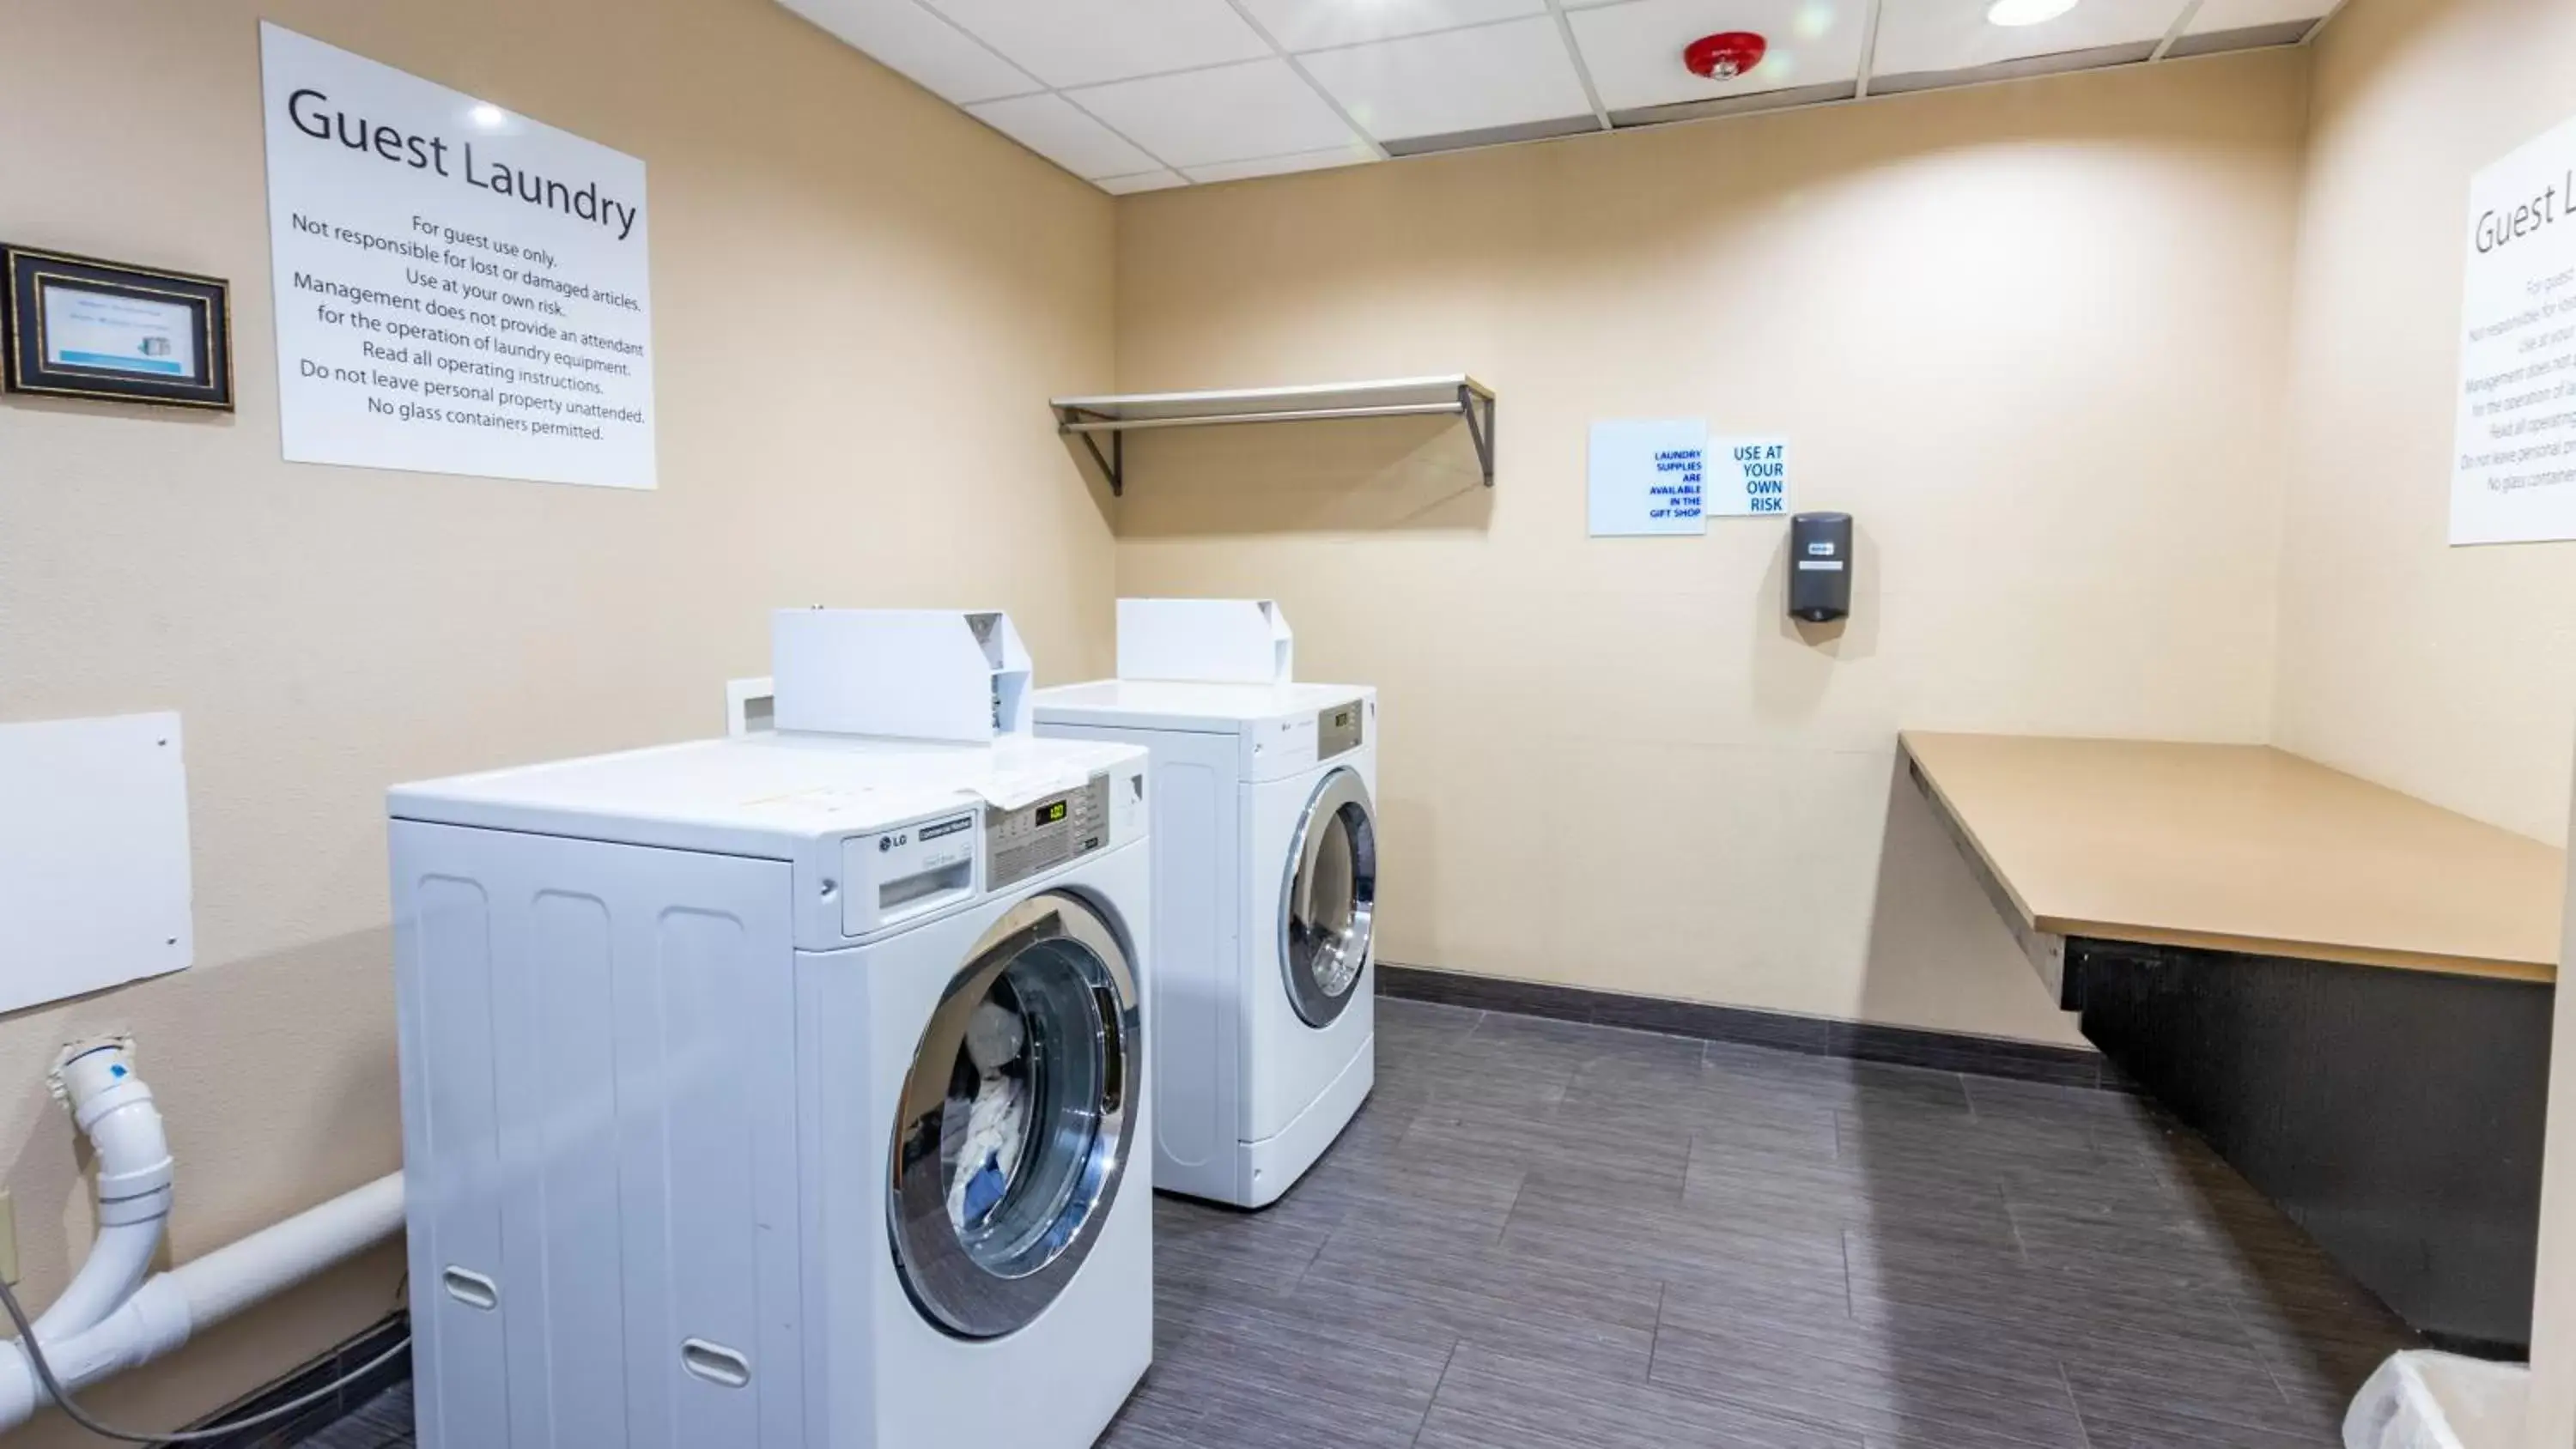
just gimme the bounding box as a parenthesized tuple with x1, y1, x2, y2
(387, 730, 1153, 1449)
(1033, 680, 1377, 1207)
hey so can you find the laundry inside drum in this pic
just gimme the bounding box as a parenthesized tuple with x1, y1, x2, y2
(939, 943, 1109, 1273)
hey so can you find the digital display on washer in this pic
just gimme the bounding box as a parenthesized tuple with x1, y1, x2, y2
(987, 773, 1112, 889)
(1318, 700, 1364, 761)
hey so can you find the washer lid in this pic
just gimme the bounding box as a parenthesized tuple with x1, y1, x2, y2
(387, 731, 1144, 858)
(1030, 679, 1374, 736)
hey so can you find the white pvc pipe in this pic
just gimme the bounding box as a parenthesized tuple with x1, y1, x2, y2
(0, 1172, 405, 1434)
(29, 1223, 159, 1346)
(168, 1172, 404, 1326)
(0, 1045, 406, 1435)
(31, 1044, 172, 1343)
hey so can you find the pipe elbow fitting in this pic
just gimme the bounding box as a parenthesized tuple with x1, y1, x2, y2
(57, 1044, 174, 1226)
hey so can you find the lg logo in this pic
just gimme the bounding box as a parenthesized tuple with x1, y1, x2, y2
(878, 833, 908, 852)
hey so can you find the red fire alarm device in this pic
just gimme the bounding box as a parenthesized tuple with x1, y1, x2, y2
(1683, 31, 1768, 80)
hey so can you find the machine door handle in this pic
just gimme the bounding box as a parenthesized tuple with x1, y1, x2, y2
(680, 1338, 751, 1389)
(440, 1266, 500, 1312)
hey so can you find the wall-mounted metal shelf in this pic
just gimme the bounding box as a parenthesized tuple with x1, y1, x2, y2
(1050, 375, 1497, 496)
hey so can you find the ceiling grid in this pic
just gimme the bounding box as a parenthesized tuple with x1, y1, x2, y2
(2150, 0, 2210, 60)
(1853, 0, 1885, 98)
(779, 0, 2347, 191)
(1543, 0, 1618, 132)
(1213, 0, 1399, 162)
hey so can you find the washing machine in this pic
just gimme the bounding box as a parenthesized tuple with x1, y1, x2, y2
(387, 730, 1153, 1449)
(1033, 679, 1376, 1208)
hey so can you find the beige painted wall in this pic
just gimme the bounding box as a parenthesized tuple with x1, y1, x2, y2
(2275, 0, 2576, 1429)
(2275, 0, 2576, 846)
(1114, 52, 2311, 1046)
(0, 0, 1114, 1438)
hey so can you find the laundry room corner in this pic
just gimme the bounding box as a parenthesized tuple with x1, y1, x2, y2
(1109, 51, 2310, 1048)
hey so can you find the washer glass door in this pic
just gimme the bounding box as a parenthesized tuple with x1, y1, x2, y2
(888, 890, 1141, 1339)
(1281, 767, 1378, 1028)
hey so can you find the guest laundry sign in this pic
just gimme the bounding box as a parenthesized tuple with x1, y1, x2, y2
(258, 23, 658, 489)
(2452, 110, 2576, 543)
(1589, 419, 1706, 535)
(1588, 421, 1789, 535)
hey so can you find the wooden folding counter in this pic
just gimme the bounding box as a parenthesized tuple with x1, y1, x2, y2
(1902, 732, 2561, 1351)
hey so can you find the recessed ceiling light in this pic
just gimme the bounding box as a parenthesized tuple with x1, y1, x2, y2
(1987, 0, 2079, 25)
(469, 104, 507, 129)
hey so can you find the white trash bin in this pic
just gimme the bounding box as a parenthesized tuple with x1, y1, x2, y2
(2344, 1351, 2528, 1449)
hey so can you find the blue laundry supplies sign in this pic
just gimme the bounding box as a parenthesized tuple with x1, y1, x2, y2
(1589, 419, 1709, 536)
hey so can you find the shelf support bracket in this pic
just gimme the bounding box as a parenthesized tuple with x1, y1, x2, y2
(1459, 384, 1496, 488)
(1059, 408, 1123, 496)
(1051, 379, 1495, 494)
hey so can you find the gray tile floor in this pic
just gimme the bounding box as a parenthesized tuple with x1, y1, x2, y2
(292, 1382, 414, 1449)
(301, 998, 2418, 1448)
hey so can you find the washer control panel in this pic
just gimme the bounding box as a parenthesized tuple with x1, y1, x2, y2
(1317, 699, 1366, 761)
(987, 772, 1112, 889)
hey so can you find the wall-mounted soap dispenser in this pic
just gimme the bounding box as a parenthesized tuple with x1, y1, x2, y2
(1789, 512, 1852, 623)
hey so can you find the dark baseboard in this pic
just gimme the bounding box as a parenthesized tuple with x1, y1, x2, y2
(165, 1309, 410, 1448)
(2421, 1329, 2531, 1363)
(1377, 963, 2120, 1089)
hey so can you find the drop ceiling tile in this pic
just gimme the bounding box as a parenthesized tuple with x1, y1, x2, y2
(2184, 0, 2333, 31)
(966, 93, 1163, 179)
(1182, 147, 1380, 184)
(1872, 0, 2184, 76)
(1067, 58, 1367, 167)
(776, 0, 1040, 103)
(1569, 0, 1865, 112)
(923, 0, 1269, 88)
(1299, 17, 1595, 142)
(1242, 0, 1549, 52)
(1096, 168, 1192, 192)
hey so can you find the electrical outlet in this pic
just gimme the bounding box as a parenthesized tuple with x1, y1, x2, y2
(0, 1188, 17, 1285)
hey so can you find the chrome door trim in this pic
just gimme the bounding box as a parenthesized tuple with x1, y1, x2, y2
(886, 890, 1140, 1339)
(1279, 767, 1378, 1029)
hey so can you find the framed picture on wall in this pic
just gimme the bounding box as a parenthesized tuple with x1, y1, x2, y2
(1, 246, 234, 411)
